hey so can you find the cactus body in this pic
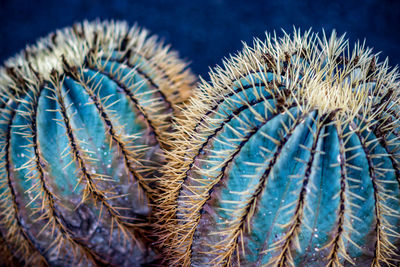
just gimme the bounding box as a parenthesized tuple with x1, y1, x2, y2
(0, 20, 194, 266)
(159, 30, 400, 266)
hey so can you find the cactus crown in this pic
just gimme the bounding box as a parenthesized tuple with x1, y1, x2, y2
(157, 29, 400, 266)
(0, 20, 194, 266)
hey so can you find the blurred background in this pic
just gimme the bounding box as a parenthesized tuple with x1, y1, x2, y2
(0, 0, 399, 79)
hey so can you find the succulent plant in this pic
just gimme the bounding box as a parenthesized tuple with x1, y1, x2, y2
(0, 20, 194, 266)
(158, 29, 400, 266)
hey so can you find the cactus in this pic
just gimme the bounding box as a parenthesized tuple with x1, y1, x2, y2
(158, 29, 400, 266)
(0, 20, 194, 266)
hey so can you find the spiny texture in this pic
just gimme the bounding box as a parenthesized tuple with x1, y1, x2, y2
(0, 20, 194, 266)
(158, 29, 400, 266)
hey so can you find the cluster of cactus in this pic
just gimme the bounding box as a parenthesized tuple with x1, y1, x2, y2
(1, 21, 400, 267)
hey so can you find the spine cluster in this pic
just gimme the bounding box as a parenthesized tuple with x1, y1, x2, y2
(157, 30, 400, 266)
(0, 20, 194, 266)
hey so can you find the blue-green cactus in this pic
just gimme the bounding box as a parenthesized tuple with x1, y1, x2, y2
(158, 30, 400, 266)
(0, 20, 194, 266)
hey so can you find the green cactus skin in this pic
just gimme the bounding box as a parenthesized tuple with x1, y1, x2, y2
(0, 20, 194, 266)
(157, 30, 400, 266)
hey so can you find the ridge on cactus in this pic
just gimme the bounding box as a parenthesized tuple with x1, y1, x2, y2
(0, 20, 195, 266)
(157, 29, 400, 266)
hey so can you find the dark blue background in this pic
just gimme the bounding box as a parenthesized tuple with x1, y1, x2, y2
(0, 0, 399, 79)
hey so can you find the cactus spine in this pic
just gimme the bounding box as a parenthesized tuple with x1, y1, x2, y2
(0, 20, 194, 266)
(158, 29, 400, 266)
